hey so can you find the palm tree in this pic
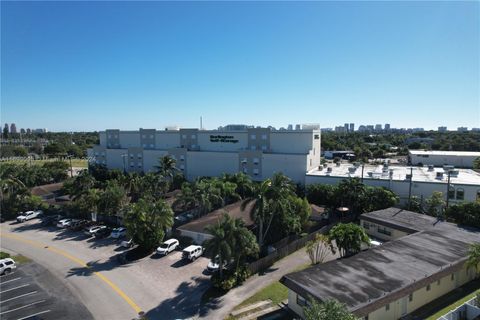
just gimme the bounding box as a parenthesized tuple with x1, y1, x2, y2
(243, 179, 271, 247)
(466, 243, 480, 276)
(329, 223, 370, 257)
(204, 213, 236, 278)
(172, 182, 197, 212)
(222, 173, 254, 199)
(155, 155, 177, 181)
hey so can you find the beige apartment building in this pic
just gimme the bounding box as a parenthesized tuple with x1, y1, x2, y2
(281, 208, 480, 320)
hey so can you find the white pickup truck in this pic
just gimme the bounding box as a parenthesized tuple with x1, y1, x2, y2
(16, 210, 43, 223)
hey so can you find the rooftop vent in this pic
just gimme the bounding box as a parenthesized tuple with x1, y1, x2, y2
(336, 162, 341, 167)
(428, 165, 434, 171)
(367, 172, 373, 177)
(348, 167, 356, 173)
(436, 172, 444, 180)
(443, 165, 455, 171)
(449, 170, 459, 177)
(327, 167, 332, 173)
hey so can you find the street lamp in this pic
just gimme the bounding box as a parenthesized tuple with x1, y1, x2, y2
(121, 154, 128, 173)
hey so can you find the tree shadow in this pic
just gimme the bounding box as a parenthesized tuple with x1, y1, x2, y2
(143, 276, 220, 320)
(66, 254, 131, 277)
(259, 267, 279, 276)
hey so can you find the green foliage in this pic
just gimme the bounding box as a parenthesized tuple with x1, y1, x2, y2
(0, 162, 69, 188)
(97, 181, 128, 215)
(0, 252, 11, 259)
(124, 198, 174, 251)
(445, 202, 480, 228)
(211, 265, 251, 291)
(0, 145, 28, 157)
(329, 223, 370, 257)
(306, 233, 331, 265)
(303, 298, 357, 320)
(43, 143, 66, 156)
(474, 157, 480, 170)
(466, 243, 480, 275)
(425, 191, 445, 217)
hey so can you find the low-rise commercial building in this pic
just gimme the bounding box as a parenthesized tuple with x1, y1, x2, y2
(88, 127, 321, 184)
(281, 208, 480, 320)
(409, 150, 480, 168)
(306, 163, 480, 204)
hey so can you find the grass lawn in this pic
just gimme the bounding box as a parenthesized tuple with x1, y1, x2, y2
(235, 262, 311, 310)
(426, 288, 480, 320)
(1, 158, 88, 168)
(0, 251, 32, 264)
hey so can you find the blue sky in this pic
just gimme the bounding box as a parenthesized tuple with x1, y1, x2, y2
(1, 1, 479, 132)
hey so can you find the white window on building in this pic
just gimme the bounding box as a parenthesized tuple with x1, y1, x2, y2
(456, 188, 464, 200)
(180, 164, 185, 170)
(385, 304, 390, 311)
(243, 168, 248, 174)
(448, 187, 455, 199)
(138, 164, 142, 168)
(426, 284, 431, 291)
(180, 155, 185, 161)
(437, 279, 441, 286)
(130, 164, 134, 168)
(137, 154, 142, 159)
(130, 155, 134, 159)
(377, 226, 392, 236)
(241, 158, 248, 164)
(108, 134, 112, 138)
(253, 158, 259, 165)
(363, 222, 370, 230)
(261, 134, 267, 140)
(451, 273, 455, 281)
(297, 295, 307, 307)
(182, 134, 187, 139)
(114, 134, 118, 138)
(149, 134, 154, 139)
(191, 134, 196, 139)
(250, 134, 256, 140)
(253, 168, 259, 175)
(142, 134, 146, 138)
(409, 293, 413, 302)
(261, 145, 267, 151)
(150, 144, 154, 148)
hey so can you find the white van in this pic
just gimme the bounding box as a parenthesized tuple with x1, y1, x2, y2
(182, 245, 203, 262)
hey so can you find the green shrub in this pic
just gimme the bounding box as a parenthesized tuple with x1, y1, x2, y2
(0, 252, 11, 259)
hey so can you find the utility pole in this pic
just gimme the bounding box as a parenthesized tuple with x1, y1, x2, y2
(121, 154, 127, 173)
(408, 167, 413, 210)
(68, 155, 73, 177)
(361, 163, 365, 183)
(446, 170, 452, 209)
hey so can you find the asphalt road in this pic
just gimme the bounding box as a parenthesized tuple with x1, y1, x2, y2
(0, 262, 93, 320)
(1, 219, 211, 320)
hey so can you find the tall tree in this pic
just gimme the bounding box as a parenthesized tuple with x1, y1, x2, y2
(303, 298, 357, 320)
(329, 223, 370, 257)
(466, 243, 480, 276)
(425, 191, 445, 217)
(204, 213, 236, 278)
(155, 155, 177, 188)
(124, 197, 174, 251)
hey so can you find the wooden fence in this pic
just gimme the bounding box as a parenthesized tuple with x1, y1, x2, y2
(247, 223, 334, 275)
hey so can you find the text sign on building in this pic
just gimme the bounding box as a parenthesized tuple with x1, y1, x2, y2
(209, 135, 239, 143)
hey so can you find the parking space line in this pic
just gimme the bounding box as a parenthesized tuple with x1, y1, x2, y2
(1, 232, 143, 314)
(0, 283, 29, 293)
(0, 299, 46, 315)
(0, 291, 37, 304)
(0, 277, 21, 285)
(16, 309, 51, 320)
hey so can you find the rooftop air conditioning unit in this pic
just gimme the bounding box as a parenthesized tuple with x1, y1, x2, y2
(449, 170, 459, 177)
(336, 162, 341, 167)
(327, 167, 332, 173)
(367, 172, 373, 177)
(436, 172, 444, 180)
(406, 174, 412, 180)
(428, 165, 434, 171)
(348, 167, 356, 173)
(443, 165, 455, 171)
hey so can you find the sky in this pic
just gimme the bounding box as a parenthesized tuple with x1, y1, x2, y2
(1, 1, 479, 132)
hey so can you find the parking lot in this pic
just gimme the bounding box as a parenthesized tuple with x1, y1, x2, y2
(1, 218, 212, 319)
(0, 262, 92, 320)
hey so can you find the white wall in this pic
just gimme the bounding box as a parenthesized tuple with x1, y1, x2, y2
(263, 153, 308, 184)
(143, 149, 169, 172)
(410, 154, 479, 168)
(106, 149, 127, 171)
(196, 131, 248, 152)
(155, 132, 180, 150)
(177, 229, 213, 245)
(186, 151, 239, 180)
(119, 132, 140, 148)
(99, 132, 107, 147)
(270, 131, 314, 154)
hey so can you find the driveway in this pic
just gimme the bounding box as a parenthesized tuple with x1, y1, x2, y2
(1, 219, 210, 320)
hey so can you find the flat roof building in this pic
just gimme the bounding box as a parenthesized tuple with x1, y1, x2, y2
(281, 208, 480, 320)
(88, 127, 321, 184)
(409, 150, 480, 168)
(306, 163, 480, 204)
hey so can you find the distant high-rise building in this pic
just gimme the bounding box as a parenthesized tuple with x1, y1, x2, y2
(287, 124, 293, 130)
(20, 128, 26, 134)
(26, 128, 31, 134)
(349, 123, 354, 132)
(375, 124, 382, 131)
(295, 124, 301, 131)
(335, 126, 346, 133)
(366, 125, 375, 132)
(344, 123, 349, 132)
(384, 124, 390, 131)
(471, 128, 480, 132)
(3, 123, 9, 133)
(457, 127, 468, 132)
(10, 123, 17, 134)
(358, 125, 367, 132)
(438, 126, 447, 132)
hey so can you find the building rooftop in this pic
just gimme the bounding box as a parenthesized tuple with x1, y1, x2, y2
(306, 163, 480, 186)
(409, 150, 480, 157)
(281, 209, 480, 317)
(361, 207, 441, 234)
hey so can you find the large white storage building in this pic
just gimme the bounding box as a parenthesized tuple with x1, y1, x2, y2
(409, 150, 480, 168)
(88, 127, 321, 184)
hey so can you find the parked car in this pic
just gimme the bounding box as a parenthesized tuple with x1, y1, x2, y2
(0, 258, 16, 275)
(120, 239, 134, 248)
(41, 215, 63, 226)
(110, 227, 127, 239)
(206, 256, 231, 273)
(57, 218, 73, 228)
(84, 225, 106, 237)
(156, 239, 179, 256)
(94, 227, 111, 239)
(69, 220, 88, 231)
(182, 245, 203, 262)
(16, 210, 42, 223)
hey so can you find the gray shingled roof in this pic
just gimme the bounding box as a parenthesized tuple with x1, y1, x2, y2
(280, 208, 480, 317)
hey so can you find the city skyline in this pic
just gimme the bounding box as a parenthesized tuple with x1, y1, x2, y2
(1, 1, 479, 131)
